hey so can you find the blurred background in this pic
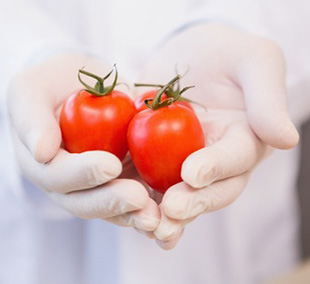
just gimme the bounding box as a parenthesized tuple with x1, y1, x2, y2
(1, 1, 309, 283)
(274, 118, 310, 283)
(298, 119, 310, 259)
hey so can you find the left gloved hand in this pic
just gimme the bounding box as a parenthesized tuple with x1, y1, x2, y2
(136, 23, 299, 249)
(7, 52, 160, 233)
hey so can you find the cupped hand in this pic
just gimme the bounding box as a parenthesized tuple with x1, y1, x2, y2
(136, 23, 299, 249)
(8, 52, 160, 232)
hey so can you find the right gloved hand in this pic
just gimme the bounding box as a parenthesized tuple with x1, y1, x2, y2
(135, 23, 300, 249)
(8, 52, 160, 232)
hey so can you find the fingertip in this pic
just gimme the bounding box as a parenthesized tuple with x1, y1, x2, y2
(117, 179, 150, 209)
(155, 239, 176, 251)
(161, 183, 193, 220)
(280, 117, 300, 148)
(33, 127, 62, 163)
(163, 199, 206, 221)
(275, 123, 299, 149)
(134, 228, 156, 239)
(75, 150, 123, 188)
(162, 197, 187, 220)
(155, 230, 184, 250)
(154, 208, 184, 241)
(249, 112, 300, 149)
(137, 215, 160, 232)
(135, 199, 161, 231)
(154, 229, 180, 242)
(181, 148, 213, 188)
(98, 151, 123, 179)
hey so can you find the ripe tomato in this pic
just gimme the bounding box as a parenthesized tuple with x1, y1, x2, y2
(135, 90, 193, 112)
(60, 67, 136, 160)
(127, 104, 205, 193)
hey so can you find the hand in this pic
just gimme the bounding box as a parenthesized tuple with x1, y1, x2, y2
(137, 23, 299, 249)
(8, 52, 160, 232)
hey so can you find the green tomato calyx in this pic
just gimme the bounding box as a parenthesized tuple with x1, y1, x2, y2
(135, 74, 206, 111)
(78, 64, 118, 97)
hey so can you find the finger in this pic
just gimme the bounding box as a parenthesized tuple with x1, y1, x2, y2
(135, 229, 156, 239)
(155, 229, 185, 251)
(13, 130, 122, 193)
(48, 179, 149, 219)
(106, 199, 160, 231)
(163, 174, 249, 220)
(236, 40, 299, 149)
(182, 122, 264, 188)
(154, 211, 184, 242)
(8, 81, 62, 163)
(154, 209, 195, 242)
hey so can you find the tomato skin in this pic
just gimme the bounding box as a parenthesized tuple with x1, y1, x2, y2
(60, 90, 137, 160)
(128, 104, 205, 193)
(135, 90, 193, 112)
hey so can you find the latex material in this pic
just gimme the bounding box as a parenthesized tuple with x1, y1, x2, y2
(8, 53, 160, 232)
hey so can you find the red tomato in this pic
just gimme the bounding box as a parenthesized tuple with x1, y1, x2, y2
(128, 104, 205, 193)
(135, 90, 193, 112)
(60, 89, 136, 160)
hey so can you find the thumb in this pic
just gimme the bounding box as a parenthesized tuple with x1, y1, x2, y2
(7, 52, 103, 163)
(8, 81, 61, 163)
(236, 40, 299, 149)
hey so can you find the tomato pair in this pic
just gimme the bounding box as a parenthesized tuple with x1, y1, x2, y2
(60, 68, 205, 193)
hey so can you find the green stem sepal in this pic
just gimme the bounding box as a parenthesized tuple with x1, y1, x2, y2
(135, 75, 207, 111)
(78, 64, 118, 97)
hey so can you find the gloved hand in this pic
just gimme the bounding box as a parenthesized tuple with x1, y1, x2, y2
(8, 52, 160, 232)
(136, 23, 299, 249)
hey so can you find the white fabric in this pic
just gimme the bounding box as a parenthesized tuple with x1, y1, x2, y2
(0, 0, 309, 283)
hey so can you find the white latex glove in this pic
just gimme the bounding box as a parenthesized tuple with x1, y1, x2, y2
(8, 52, 160, 232)
(137, 23, 299, 249)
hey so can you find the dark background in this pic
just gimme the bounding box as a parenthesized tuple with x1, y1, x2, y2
(298, 119, 310, 259)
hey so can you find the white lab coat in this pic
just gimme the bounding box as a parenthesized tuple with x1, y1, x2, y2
(1, 0, 310, 283)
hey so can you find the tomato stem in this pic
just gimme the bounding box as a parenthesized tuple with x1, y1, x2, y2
(134, 75, 207, 111)
(135, 74, 207, 111)
(150, 75, 181, 110)
(134, 83, 164, 88)
(78, 64, 118, 97)
(79, 69, 103, 82)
